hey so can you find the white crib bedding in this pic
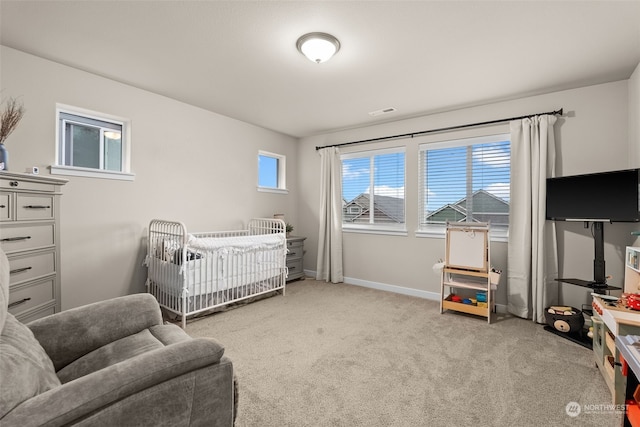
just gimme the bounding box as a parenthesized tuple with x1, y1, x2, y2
(187, 233, 285, 252)
(149, 258, 283, 296)
(149, 233, 285, 297)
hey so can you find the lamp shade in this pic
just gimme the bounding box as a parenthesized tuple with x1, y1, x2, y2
(296, 32, 340, 63)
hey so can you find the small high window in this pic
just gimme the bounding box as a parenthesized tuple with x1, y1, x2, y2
(52, 105, 133, 180)
(258, 151, 287, 193)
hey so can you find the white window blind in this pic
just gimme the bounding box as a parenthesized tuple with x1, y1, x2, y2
(342, 147, 405, 230)
(419, 134, 510, 236)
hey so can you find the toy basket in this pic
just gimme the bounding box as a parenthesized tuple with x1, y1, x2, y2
(544, 306, 584, 333)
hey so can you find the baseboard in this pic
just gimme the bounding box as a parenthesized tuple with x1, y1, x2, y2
(304, 269, 508, 313)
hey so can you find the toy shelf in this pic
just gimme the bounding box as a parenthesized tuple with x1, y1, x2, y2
(439, 222, 495, 324)
(442, 294, 489, 317)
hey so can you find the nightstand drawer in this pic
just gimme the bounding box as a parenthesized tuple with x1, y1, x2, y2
(8, 278, 55, 317)
(287, 258, 303, 276)
(8, 251, 56, 285)
(0, 223, 55, 253)
(16, 194, 54, 220)
(287, 243, 304, 259)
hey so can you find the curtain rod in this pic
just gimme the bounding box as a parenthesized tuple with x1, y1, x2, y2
(315, 108, 564, 151)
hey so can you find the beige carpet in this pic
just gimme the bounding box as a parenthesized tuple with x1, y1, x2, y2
(187, 279, 620, 427)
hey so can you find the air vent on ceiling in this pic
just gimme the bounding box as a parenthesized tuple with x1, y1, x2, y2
(368, 107, 397, 117)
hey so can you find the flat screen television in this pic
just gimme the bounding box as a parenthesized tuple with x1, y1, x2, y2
(546, 168, 640, 222)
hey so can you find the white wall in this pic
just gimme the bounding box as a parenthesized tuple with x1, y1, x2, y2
(1, 46, 298, 310)
(298, 79, 637, 310)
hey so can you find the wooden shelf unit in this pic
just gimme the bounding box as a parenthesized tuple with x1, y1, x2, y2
(439, 222, 495, 324)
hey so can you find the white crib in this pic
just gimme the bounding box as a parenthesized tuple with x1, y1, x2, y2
(146, 218, 287, 328)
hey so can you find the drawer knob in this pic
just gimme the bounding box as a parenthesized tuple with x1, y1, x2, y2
(8, 297, 31, 309)
(0, 205, 5, 208)
(9, 181, 18, 187)
(23, 205, 51, 209)
(1, 236, 31, 242)
(10, 266, 32, 275)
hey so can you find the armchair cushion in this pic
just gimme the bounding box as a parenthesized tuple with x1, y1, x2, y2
(27, 293, 164, 371)
(57, 323, 223, 384)
(0, 313, 61, 418)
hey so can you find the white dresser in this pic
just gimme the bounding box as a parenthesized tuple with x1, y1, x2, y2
(0, 171, 67, 323)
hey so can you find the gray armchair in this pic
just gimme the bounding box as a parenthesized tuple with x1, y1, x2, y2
(0, 248, 236, 426)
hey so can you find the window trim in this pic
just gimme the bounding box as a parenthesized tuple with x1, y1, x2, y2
(257, 150, 288, 194)
(416, 133, 510, 242)
(341, 146, 406, 234)
(52, 104, 133, 181)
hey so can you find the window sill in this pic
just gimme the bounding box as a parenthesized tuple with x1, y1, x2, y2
(257, 187, 289, 195)
(415, 228, 509, 243)
(342, 225, 408, 237)
(50, 165, 135, 181)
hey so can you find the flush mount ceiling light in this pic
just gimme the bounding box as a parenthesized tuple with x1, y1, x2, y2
(296, 32, 340, 63)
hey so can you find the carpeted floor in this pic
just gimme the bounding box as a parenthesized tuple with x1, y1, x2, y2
(187, 279, 621, 427)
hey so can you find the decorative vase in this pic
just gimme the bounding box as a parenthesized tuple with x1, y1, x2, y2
(0, 144, 7, 171)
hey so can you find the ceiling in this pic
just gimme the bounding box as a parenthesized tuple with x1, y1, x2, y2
(1, 1, 639, 138)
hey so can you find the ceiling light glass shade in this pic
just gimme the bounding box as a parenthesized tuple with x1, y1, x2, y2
(296, 32, 340, 63)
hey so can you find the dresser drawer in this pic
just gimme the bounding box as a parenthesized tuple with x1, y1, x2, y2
(8, 251, 56, 285)
(16, 194, 54, 220)
(0, 191, 12, 221)
(0, 223, 55, 253)
(8, 278, 55, 318)
(0, 178, 55, 192)
(16, 305, 56, 324)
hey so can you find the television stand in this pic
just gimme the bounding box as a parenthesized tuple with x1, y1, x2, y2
(545, 279, 620, 348)
(555, 278, 620, 294)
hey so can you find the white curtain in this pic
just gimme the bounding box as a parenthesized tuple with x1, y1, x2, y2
(508, 115, 559, 323)
(316, 147, 344, 283)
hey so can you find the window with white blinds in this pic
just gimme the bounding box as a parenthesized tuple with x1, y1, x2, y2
(418, 134, 510, 239)
(52, 104, 134, 181)
(341, 147, 406, 232)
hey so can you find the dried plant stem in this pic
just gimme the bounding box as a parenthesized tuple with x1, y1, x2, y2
(0, 97, 25, 145)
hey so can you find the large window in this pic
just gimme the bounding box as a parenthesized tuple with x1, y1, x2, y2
(342, 147, 405, 233)
(53, 105, 133, 180)
(258, 150, 287, 193)
(418, 134, 510, 239)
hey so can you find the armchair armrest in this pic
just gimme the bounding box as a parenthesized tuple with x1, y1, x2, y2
(3, 338, 230, 427)
(27, 294, 163, 371)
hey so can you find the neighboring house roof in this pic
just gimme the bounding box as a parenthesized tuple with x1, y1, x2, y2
(343, 193, 405, 223)
(453, 189, 509, 214)
(425, 189, 509, 224)
(426, 203, 468, 223)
